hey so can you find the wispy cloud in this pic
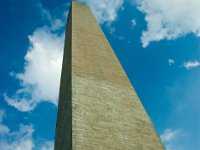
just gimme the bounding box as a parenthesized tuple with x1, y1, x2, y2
(0, 124, 34, 150)
(40, 141, 54, 150)
(161, 128, 186, 150)
(133, 0, 200, 47)
(168, 59, 175, 66)
(36, 2, 68, 31)
(0, 110, 9, 135)
(183, 61, 200, 70)
(0, 109, 54, 150)
(0, 124, 54, 150)
(75, 0, 124, 24)
(161, 128, 180, 143)
(109, 27, 126, 40)
(0, 109, 34, 150)
(131, 19, 136, 28)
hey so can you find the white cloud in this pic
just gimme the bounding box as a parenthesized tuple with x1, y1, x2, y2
(75, 0, 124, 23)
(0, 110, 9, 135)
(5, 27, 64, 112)
(160, 128, 186, 150)
(0, 122, 10, 135)
(134, 0, 200, 47)
(0, 125, 9, 135)
(109, 27, 116, 34)
(184, 61, 200, 70)
(4, 2, 66, 112)
(168, 59, 175, 66)
(40, 141, 54, 150)
(51, 19, 65, 31)
(0, 108, 34, 150)
(2, 125, 34, 150)
(0, 123, 54, 150)
(161, 128, 179, 143)
(131, 19, 136, 27)
(109, 27, 125, 40)
(36, 2, 68, 31)
(0, 110, 54, 150)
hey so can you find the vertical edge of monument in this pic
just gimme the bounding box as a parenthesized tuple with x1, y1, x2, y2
(54, 4, 72, 150)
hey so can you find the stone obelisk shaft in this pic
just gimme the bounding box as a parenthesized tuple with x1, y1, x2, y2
(54, 2, 165, 150)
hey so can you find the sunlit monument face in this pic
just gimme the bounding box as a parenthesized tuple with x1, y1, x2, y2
(54, 2, 164, 150)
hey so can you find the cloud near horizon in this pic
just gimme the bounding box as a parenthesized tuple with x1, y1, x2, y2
(134, 0, 200, 47)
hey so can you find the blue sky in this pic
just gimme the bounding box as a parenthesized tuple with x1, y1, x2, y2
(0, 0, 200, 149)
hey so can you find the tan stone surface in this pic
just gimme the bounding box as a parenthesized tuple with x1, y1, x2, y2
(55, 2, 165, 150)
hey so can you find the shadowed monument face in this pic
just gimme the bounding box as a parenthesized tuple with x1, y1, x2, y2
(54, 2, 165, 150)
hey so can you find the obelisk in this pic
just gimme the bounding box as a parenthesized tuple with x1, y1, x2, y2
(54, 2, 165, 150)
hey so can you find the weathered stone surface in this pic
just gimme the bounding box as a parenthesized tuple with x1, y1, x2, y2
(54, 2, 165, 150)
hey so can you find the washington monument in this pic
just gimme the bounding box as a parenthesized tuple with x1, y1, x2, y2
(54, 2, 165, 150)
